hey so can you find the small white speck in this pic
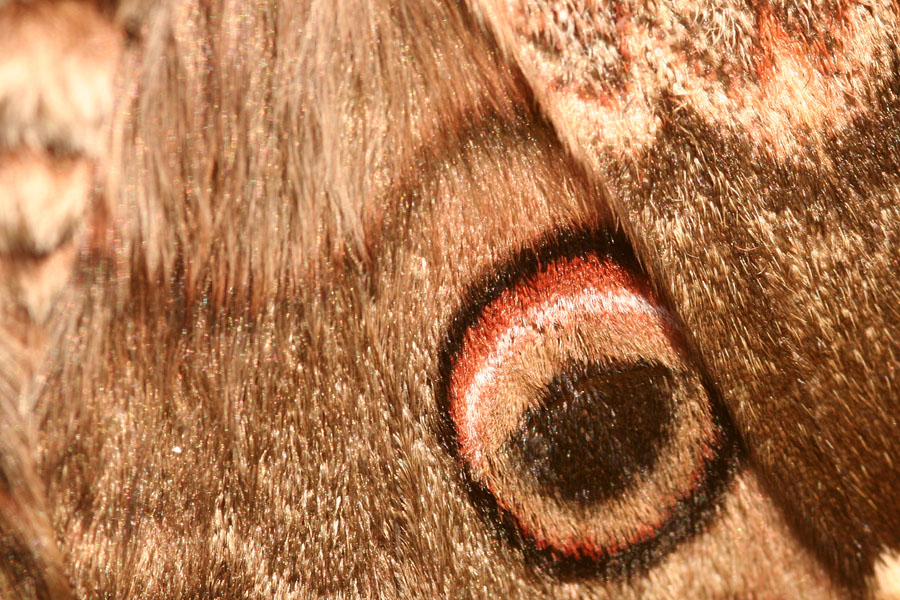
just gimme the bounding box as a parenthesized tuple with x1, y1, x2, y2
(172, 446, 182, 454)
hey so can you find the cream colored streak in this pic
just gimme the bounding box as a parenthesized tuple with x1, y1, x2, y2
(874, 550, 900, 600)
(472, 0, 898, 160)
(461, 289, 670, 466)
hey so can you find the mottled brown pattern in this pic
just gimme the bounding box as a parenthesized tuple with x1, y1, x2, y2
(478, 0, 898, 157)
(602, 93, 900, 584)
(0, 2, 121, 599)
(0, 0, 898, 598)
(473, 0, 900, 585)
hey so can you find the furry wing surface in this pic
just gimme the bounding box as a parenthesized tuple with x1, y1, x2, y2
(0, 0, 897, 598)
(470, 0, 900, 583)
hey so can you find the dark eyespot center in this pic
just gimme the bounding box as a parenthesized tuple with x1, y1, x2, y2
(507, 361, 675, 506)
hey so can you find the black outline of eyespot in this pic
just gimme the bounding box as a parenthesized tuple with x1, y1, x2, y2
(435, 226, 740, 581)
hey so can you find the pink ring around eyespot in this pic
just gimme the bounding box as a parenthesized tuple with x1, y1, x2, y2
(446, 251, 726, 563)
(449, 254, 679, 470)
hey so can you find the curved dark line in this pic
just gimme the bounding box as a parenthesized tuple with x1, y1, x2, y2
(434, 225, 741, 580)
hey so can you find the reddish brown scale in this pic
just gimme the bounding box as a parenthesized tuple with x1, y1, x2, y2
(448, 252, 719, 561)
(449, 255, 660, 466)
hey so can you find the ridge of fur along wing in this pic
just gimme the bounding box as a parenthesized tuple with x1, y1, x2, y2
(0, 0, 898, 598)
(473, 0, 900, 588)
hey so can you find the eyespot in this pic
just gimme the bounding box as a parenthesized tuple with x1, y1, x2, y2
(441, 231, 735, 573)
